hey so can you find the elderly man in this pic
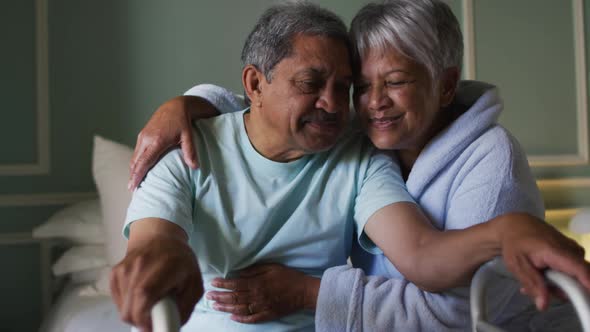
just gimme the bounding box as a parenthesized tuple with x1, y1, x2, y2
(112, 2, 589, 332)
(113, 4, 413, 331)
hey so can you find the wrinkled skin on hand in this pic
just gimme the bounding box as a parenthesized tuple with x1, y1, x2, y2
(110, 237, 203, 331)
(128, 96, 199, 191)
(499, 213, 590, 310)
(206, 264, 319, 323)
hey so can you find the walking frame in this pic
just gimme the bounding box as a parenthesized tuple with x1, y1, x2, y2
(148, 257, 590, 332)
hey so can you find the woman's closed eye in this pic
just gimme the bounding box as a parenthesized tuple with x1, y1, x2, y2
(385, 79, 415, 87)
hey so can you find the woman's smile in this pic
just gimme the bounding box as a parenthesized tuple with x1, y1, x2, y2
(369, 113, 405, 130)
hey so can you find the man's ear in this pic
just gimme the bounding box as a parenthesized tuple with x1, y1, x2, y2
(439, 67, 460, 107)
(242, 65, 265, 108)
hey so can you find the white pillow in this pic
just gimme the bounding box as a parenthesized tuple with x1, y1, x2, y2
(32, 199, 104, 244)
(79, 268, 111, 297)
(92, 135, 133, 266)
(52, 245, 107, 276)
(70, 267, 106, 284)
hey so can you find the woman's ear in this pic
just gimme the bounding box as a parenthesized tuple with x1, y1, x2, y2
(242, 65, 264, 108)
(439, 67, 460, 107)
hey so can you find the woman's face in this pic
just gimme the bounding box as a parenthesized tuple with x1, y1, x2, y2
(353, 47, 444, 151)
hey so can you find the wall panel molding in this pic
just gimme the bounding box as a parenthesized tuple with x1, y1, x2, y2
(0, 192, 97, 207)
(0, 231, 37, 244)
(546, 208, 579, 228)
(537, 177, 590, 209)
(462, 0, 476, 79)
(0, 0, 50, 175)
(463, 0, 589, 167)
(537, 177, 590, 189)
(571, 0, 589, 165)
(0, 232, 56, 315)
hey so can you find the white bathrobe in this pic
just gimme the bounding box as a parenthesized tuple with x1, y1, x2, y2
(315, 81, 569, 331)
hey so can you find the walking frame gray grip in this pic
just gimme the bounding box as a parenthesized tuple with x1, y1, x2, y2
(470, 257, 590, 332)
(151, 296, 181, 332)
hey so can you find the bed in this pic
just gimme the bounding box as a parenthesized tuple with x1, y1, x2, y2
(36, 265, 590, 332)
(33, 136, 136, 331)
(34, 136, 590, 332)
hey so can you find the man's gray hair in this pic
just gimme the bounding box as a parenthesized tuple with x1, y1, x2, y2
(241, 1, 350, 82)
(350, 0, 463, 81)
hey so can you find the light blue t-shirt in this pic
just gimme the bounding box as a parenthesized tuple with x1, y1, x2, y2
(124, 110, 413, 331)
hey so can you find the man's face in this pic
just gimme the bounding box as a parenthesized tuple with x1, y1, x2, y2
(257, 34, 352, 155)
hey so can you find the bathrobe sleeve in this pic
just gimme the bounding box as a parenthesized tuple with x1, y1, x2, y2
(184, 84, 247, 114)
(316, 265, 474, 331)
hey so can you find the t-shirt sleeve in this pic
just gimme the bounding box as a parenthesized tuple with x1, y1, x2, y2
(123, 148, 195, 240)
(353, 150, 415, 254)
(183, 84, 246, 114)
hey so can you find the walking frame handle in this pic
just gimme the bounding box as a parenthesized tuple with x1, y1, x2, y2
(471, 257, 590, 332)
(151, 296, 181, 332)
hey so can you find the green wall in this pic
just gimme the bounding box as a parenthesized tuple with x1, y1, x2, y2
(0, 1, 367, 330)
(464, 0, 590, 209)
(2, 0, 590, 330)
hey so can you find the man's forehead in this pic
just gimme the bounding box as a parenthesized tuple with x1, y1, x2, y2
(293, 67, 328, 77)
(285, 37, 351, 73)
(290, 67, 353, 82)
(290, 34, 347, 54)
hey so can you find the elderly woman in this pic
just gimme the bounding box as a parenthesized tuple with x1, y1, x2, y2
(127, 0, 589, 330)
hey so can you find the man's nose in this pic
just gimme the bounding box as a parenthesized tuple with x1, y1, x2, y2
(315, 87, 348, 114)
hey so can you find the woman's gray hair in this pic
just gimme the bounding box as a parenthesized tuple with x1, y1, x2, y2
(350, 0, 463, 82)
(241, 1, 350, 82)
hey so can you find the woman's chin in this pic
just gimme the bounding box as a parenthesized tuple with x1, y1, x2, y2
(369, 134, 401, 150)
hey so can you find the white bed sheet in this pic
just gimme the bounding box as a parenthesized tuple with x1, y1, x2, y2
(40, 283, 130, 332)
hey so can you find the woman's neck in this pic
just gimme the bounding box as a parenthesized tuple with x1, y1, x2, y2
(397, 149, 420, 181)
(396, 107, 459, 180)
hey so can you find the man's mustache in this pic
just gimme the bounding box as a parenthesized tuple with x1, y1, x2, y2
(301, 111, 338, 123)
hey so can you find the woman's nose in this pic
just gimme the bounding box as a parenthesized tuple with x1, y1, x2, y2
(367, 85, 391, 111)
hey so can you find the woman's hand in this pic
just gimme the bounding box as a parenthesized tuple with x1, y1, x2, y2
(128, 96, 219, 190)
(497, 213, 590, 310)
(206, 264, 320, 323)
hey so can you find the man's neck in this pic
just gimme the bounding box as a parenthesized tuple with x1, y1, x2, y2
(243, 111, 306, 162)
